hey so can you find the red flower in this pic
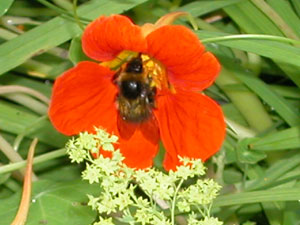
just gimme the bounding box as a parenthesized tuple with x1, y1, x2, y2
(49, 13, 226, 171)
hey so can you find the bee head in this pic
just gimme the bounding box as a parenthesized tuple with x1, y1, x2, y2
(125, 57, 143, 73)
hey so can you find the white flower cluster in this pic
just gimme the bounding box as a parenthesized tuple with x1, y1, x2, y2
(65, 128, 223, 225)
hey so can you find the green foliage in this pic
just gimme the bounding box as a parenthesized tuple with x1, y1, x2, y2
(69, 36, 90, 65)
(0, 0, 14, 17)
(0, 179, 100, 225)
(0, 0, 299, 224)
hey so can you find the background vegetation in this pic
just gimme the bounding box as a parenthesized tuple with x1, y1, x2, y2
(0, 0, 299, 224)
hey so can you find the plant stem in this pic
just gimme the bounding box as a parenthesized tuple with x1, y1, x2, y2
(36, 0, 90, 23)
(72, 0, 85, 30)
(3, 93, 48, 115)
(0, 148, 66, 174)
(171, 179, 184, 225)
(11, 138, 37, 225)
(0, 85, 50, 105)
(0, 134, 38, 181)
(201, 34, 300, 46)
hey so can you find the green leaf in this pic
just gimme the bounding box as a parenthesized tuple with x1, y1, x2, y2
(290, 0, 300, 16)
(271, 85, 300, 99)
(40, 165, 83, 181)
(223, 0, 300, 86)
(217, 55, 300, 127)
(0, 0, 14, 17)
(0, 0, 147, 75)
(69, 36, 90, 65)
(267, 0, 300, 37)
(0, 101, 67, 147)
(178, 0, 244, 17)
(197, 31, 300, 69)
(224, 1, 283, 35)
(283, 202, 300, 225)
(0, 179, 100, 225)
(246, 152, 300, 190)
(222, 103, 249, 127)
(236, 138, 266, 164)
(0, 73, 52, 97)
(250, 126, 300, 151)
(223, 169, 243, 184)
(214, 187, 300, 207)
(234, 72, 300, 127)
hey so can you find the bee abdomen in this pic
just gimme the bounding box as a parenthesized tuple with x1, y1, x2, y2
(118, 96, 151, 123)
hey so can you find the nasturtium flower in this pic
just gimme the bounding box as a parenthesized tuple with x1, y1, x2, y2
(49, 13, 226, 171)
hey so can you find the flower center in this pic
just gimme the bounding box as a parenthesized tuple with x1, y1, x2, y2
(102, 50, 172, 92)
(140, 54, 169, 91)
(103, 51, 174, 123)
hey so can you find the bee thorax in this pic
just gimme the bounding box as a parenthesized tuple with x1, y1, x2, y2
(120, 80, 142, 100)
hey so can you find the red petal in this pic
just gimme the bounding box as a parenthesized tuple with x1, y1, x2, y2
(117, 114, 159, 145)
(146, 25, 220, 91)
(154, 90, 226, 171)
(49, 61, 118, 135)
(119, 123, 159, 169)
(139, 115, 160, 145)
(117, 115, 138, 140)
(82, 15, 147, 62)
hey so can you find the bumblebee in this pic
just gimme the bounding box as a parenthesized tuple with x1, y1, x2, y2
(114, 55, 156, 123)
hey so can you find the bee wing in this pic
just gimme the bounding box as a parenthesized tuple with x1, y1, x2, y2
(117, 114, 138, 140)
(140, 115, 160, 145)
(117, 114, 159, 144)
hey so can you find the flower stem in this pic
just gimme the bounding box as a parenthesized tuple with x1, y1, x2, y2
(0, 85, 50, 105)
(36, 0, 90, 24)
(201, 34, 300, 46)
(171, 178, 184, 225)
(0, 148, 66, 174)
(0, 134, 38, 181)
(3, 93, 48, 115)
(72, 0, 85, 30)
(11, 138, 37, 225)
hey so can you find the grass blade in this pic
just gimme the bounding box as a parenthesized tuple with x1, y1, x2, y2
(0, 0, 147, 76)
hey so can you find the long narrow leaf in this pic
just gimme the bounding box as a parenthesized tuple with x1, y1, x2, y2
(197, 31, 300, 69)
(251, 126, 300, 151)
(0, 0, 147, 75)
(214, 187, 300, 207)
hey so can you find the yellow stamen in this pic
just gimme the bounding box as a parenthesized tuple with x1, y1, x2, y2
(141, 54, 175, 93)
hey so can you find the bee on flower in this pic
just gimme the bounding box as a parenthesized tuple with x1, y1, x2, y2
(49, 12, 226, 171)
